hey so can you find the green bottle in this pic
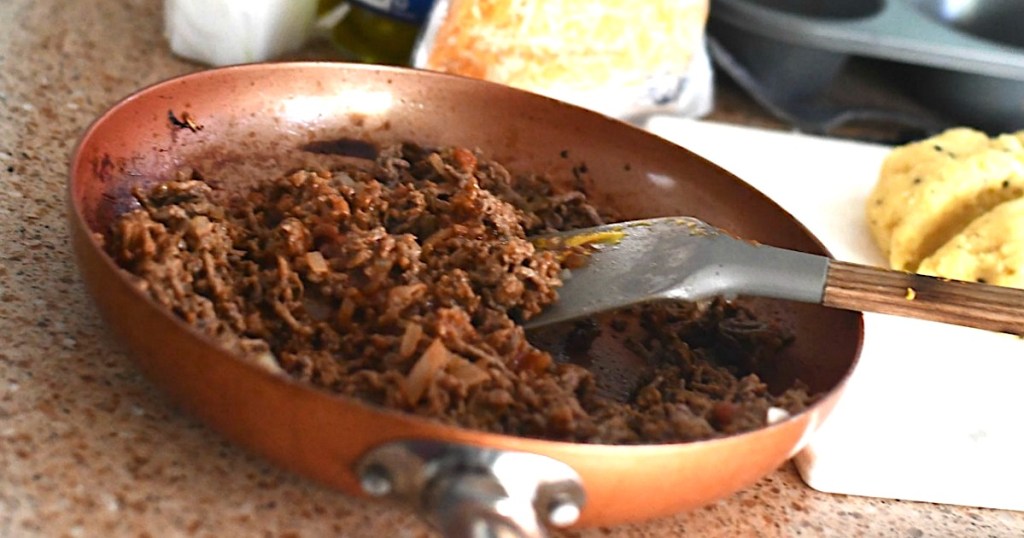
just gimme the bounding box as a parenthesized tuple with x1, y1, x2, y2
(322, 0, 436, 65)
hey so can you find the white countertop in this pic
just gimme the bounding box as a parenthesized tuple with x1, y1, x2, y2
(647, 116, 1024, 512)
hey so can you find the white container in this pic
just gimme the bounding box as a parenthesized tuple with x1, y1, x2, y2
(164, 0, 319, 66)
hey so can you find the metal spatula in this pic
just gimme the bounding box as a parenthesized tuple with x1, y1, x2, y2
(525, 217, 1024, 334)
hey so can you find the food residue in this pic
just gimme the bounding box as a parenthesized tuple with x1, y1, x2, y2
(105, 143, 816, 444)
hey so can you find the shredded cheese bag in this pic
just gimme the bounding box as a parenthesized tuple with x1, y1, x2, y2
(414, 0, 711, 118)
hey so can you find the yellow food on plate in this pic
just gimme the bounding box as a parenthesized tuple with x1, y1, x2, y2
(866, 127, 1024, 272)
(918, 197, 1024, 288)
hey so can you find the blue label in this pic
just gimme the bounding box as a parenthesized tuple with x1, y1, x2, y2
(350, 0, 436, 23)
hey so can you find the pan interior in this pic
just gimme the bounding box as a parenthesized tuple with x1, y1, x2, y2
(72, 63, 860, 426)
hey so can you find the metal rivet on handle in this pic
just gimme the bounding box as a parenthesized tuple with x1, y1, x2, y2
(546, 495, 581, 528)
(357, 440, 586, 537)
(359, 464, 394, 497)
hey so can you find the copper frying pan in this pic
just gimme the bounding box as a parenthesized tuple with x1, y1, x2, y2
(68, 63, 862, 535)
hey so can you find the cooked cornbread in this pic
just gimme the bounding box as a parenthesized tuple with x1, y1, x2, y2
(918, 197, 1024, 288)
(866, 128, 1024, 272)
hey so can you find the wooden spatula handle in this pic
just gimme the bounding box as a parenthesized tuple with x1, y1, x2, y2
(823, 260, 1024, 335)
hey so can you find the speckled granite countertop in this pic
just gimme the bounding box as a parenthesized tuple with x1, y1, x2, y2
(1, 1, 1023, 536)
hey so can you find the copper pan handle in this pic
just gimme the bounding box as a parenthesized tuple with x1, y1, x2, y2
(356, 440, 586, 538)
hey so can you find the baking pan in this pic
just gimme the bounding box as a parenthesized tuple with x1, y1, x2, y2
(68, 62, 863, 536)
(709, 0, 1024, 133)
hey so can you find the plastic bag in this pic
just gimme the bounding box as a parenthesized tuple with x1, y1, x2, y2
(412, 0, 713, 120)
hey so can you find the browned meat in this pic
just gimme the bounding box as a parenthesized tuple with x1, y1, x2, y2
(106, 144, 815, 444)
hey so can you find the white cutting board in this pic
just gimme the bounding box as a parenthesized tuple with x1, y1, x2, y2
(644, 117, 1024, 511)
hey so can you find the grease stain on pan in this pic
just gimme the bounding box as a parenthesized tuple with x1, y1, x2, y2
(88, 153, 141, 231)
(301, 138, 379, 160)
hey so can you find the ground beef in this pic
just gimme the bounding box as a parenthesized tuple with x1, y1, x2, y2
(106, 143, 816, 444)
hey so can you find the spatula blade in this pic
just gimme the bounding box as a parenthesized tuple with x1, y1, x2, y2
(524, 217, 829, 329)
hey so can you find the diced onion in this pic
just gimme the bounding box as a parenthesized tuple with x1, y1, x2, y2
(447, 357, 490, 387)
(404, 338, 452, 404)
(399, 323, 423, 359)
(766, 406, 791, 425)
(305, 251, 328, 276)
